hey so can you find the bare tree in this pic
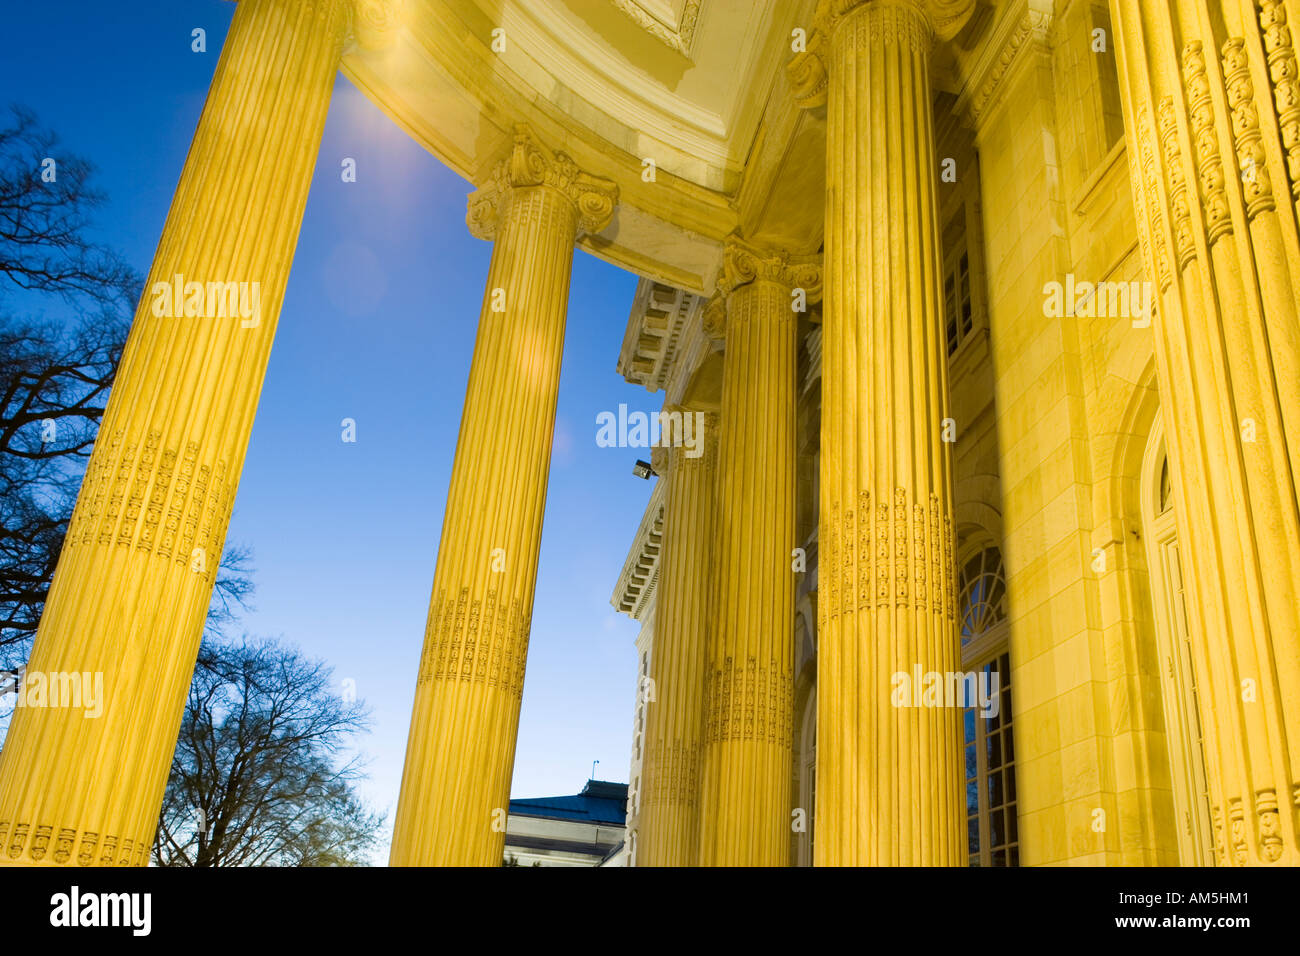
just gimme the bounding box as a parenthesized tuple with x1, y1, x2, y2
(153, 634, 385, 867)
(0, 106, 138, 657)
(0, 107, 252, 661)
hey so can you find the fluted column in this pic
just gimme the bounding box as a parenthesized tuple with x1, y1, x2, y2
(390, 128, 616, 866)
(695, 235, 818, 867)
(636, 416, 718, 866)
(1112, 0, 1300, 865)
(789, 0, 973, 866)
(0, 0, 351, 867)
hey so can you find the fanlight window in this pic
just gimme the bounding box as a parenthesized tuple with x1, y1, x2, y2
(958, 547, 1007, 644)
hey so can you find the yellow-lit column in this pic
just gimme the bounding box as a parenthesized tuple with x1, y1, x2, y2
(0, 0, 351, 867)
(390, 128, 617, 866)
(789, 0, 973, 866)
(696, 235, 819, 867)
(637, 412, 718, 867)
(1112, 0, 1300, 865)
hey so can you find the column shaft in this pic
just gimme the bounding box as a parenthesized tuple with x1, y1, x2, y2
(636, 418, 717, 866)
(1113, 0, 1300, 865)
(0, 0, 349, 867)
(697, 241, 811, 866)
(816, 0, 963, 866)
(390, 131, 615, 866)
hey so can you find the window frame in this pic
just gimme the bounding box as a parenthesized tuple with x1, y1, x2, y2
(1140, 417, 1214, 866)
(957, 541, 1018, 867)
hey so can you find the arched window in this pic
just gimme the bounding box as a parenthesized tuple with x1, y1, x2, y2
(958, 542, 1017, 866)
(1141, 418, 1213, 865)
(958, 546, 1007, 644)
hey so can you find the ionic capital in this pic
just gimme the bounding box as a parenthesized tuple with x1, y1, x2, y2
(821, 0, 975, 40)
(466, 125, 619, 241)
(717, 234, 822, 300)
(350, 0, 404, 51)
(704, 236, 821, 345)
(787, 0, 976, 107)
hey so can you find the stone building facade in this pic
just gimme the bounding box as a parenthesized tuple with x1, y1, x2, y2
(0, 0, 1295, 868)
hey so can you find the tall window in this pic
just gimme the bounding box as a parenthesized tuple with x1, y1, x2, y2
(1141, 420, 1214, 864)
(944, 250, 973, 356)
(958, 543, 1017, 866)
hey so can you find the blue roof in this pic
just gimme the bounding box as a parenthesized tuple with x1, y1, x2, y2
(509, 779, 628, 825)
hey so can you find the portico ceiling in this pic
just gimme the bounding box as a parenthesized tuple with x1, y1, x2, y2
(340, 0, 1007, 294)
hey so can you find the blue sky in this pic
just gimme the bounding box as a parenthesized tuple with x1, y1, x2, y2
(2, 1, 656, 855)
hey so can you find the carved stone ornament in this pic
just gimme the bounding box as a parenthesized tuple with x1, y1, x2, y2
(466, 125, 619, 241)
(788, 27, 829, 109)
(650, 442, 670, 477)
(610, 0, 702, 57)
(702, 292, 727, 347)
(717, 233, 823, 301)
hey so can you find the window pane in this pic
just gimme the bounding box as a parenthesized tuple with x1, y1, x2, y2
(965, 742, 977, 778)
(968, 816, 980, 855)
(987, 731, 1002, 770)
(987, 770, 1004, 808)
(990, 808, 1005, 847)
(984, 701, 1000, 731)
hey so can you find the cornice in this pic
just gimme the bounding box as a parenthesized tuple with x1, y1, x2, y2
(953, 0, 1053, 130)
(617, 280, 705, 393)
(612, 479, 666, 621)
